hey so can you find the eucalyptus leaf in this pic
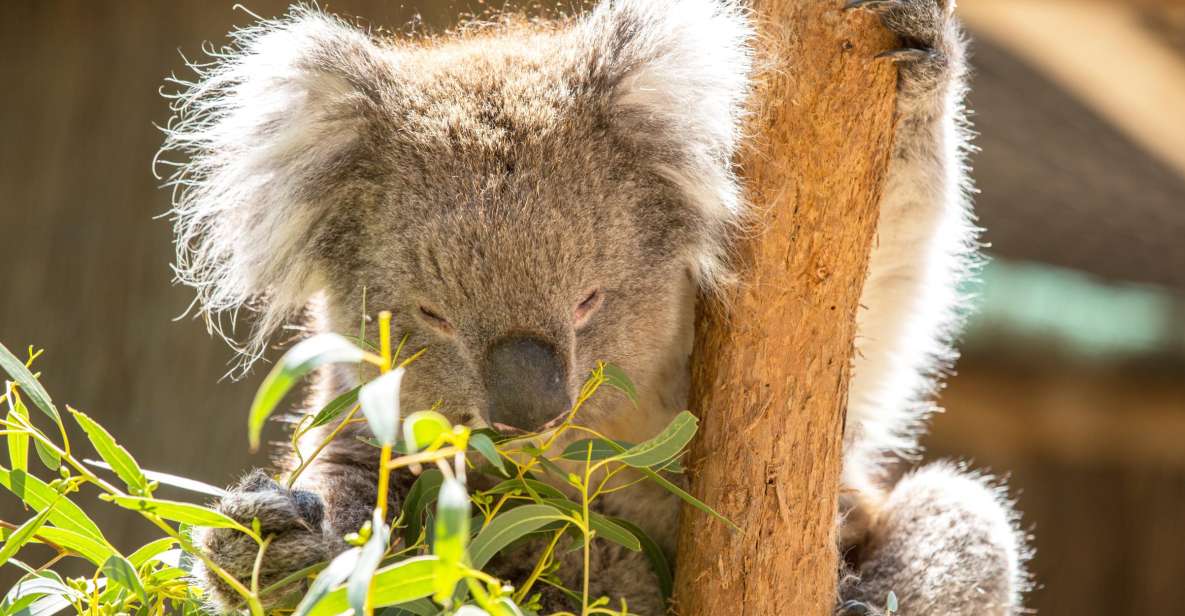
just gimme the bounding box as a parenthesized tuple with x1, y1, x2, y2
(70, 408, 149, 496)
(84, 459, 226, 498)
(102, 555, 147, 602)
(539, 500, 639, 551)
(249, 334, 366, 451)
(468, 504, 568, 570)
(0, 504, 55, 567)
(31, 440, 59, 472)
(482, 477, 566, 502)
(609, 411, 698, 469)
(601, 363, 638, 406)
(347, 511, 388, 616)
(308, 556, 439, 616)
(127, 538, 177, 568)
(400, 469, 443, 546)
(610, 518, 673, 599)
(637, 467, 739, 531)
(0, 343, 59, 424)
(108, 495, 250, 534)
(36, 527, 117, 566)
(292, 546, 360, 616)
(402, 410, 450, 453)
(6, 387, 29, 472)
(558, 438, 630, 463)
(309, 386, 361, 429)
(432, 477, 470, 602)
(467, 432, 507, 476)
(359, 368, 405, 446)
(0, 467, 107, 543)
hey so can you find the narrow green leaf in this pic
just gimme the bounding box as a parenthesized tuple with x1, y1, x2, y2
(468, 505, 568, 570)
(85, 459, 225, 498)
(610, 518, 673, 600)
(36, 527, 117, 566)
(638, 467, 739, 532)
(249, 333, 366, 451)
(610, 411, 698, 469)
(309, 386, 361, 429)
(601, 363, 638, 406)
(108, 495, 250, 534)
(482, 477, 566, 502)
(348, 511, 389, 615)
(0, 504, 55, 567)
(400, 469, 443, 546)
(70, 408, 149, 496)
(292, 546, 360, 616)
(2, 573, 84, 612)
(402, 411, 450, 453)
(0, 343, 59, 424)
(539, 500, 640, 551)
(359, 368, 404, 446)
(0, 467, 106, 543)
(31, 440, 59, 472)
(380, 598, 436, 616)
(558, 438, 631, 463)
(467, 432, 507, 476)
(127, 538, 177, 568)
(102, 555, 147, 602)
(432, 478, 470, 602)
(6, 410, 29, 474)
(309, 556, 439, 616)
(6, 386, 31, 474)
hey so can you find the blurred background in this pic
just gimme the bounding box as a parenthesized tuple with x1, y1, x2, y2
(1, 1, 1182, 613)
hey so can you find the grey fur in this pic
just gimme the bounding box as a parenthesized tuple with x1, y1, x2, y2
(160, 1, 1029, 614)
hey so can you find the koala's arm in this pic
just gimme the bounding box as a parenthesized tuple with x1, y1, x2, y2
(195, 426, 401, 611)
(839, 2, 1028, 615)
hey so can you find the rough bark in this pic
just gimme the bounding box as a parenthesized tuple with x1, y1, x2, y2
(672, 2, 899, 614)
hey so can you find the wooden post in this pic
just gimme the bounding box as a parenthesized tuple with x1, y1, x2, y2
(673, 1, 899, 614)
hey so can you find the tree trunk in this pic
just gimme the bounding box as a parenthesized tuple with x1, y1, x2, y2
(672, 2, 899, 614)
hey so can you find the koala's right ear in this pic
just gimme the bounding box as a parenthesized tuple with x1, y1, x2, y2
(159, 7, 392, 366)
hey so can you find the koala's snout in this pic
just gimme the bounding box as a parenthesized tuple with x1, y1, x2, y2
(482, 335, 571, 433)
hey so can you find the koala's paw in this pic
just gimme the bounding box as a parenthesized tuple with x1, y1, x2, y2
(196, 470, 330, 612)
(837, 463, 1028, 616)
(846, 0, 965, 103)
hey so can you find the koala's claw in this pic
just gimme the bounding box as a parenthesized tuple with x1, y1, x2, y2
(848, 0, 961, 104)
(197, 470, 331, 611)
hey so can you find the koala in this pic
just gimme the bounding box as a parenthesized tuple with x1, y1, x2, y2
(159, 0, 1028, 614)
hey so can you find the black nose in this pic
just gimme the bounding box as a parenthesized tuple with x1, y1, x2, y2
(483, 335, 571, 432)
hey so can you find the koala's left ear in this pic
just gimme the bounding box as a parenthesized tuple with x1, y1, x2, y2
(576, 0, 754, 288)
(159, 7, 394, 365)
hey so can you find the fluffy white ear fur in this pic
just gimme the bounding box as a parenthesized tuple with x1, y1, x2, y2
(579, 0, 754, 289)
(158, 6, 389, 368)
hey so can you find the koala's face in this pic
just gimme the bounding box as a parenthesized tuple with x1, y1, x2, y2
(162, 2, 751, 434)
(324, 109, 699, 432)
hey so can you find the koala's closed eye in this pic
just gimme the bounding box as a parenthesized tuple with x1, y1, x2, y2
(418, 305, 454, 335)
(574, 288, 603, 330)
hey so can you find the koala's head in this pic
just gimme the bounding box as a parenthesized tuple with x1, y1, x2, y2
(161, 0, 751, 433)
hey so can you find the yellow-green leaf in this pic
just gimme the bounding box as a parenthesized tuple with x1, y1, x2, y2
(0, 467, 107, 544)
(0, 342, 59, 424)
(36, 527, 117, 566)
(468, 505, 567, 570)
(308, 556, 439, 616)
(108, 495, 250, 535)
(0, 504, 55, 567)
(249, 334, 366, 451)
(70, 408, 149, 496)
(609, 411, 698, 469)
